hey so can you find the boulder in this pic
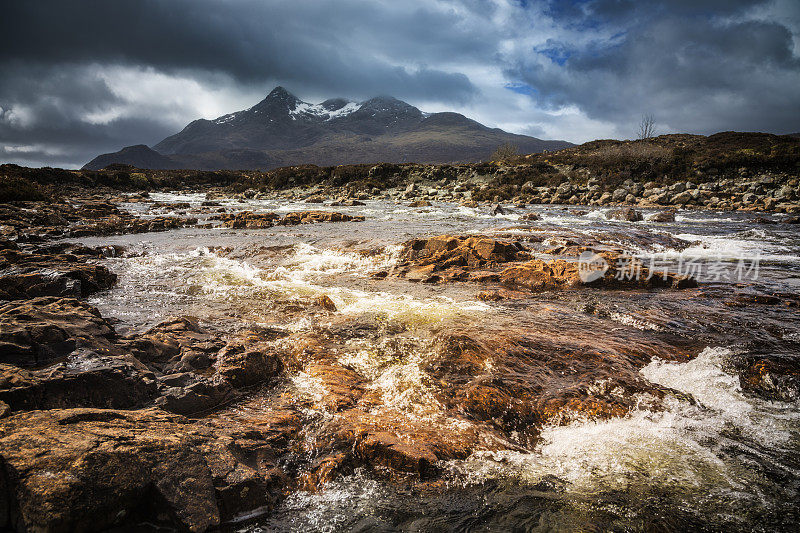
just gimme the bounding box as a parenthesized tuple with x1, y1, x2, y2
(647, 211, 676, 223)
(490, 203, 506, 215)
(671, 191, 692, 205)
(215, 340, 282, 389)
(607, 208, 643, 222)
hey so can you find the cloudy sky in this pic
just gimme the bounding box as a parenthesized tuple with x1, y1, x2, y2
(1, 0, 799, 168)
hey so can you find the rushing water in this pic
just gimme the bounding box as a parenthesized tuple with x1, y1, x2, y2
(73, 193, 800, 532)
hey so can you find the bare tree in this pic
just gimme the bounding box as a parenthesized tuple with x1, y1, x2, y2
(490, 142, 519, 162)
(638, 114, 656, 140)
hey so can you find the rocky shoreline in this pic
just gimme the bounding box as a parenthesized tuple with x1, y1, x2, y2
(1, 149, 800, 530)
(3, 132, 800, 217)
(0, 128, 800, 531)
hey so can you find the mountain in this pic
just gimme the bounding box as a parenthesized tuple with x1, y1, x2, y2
(84, 87, 573, 170)
(81, 144, 175, 170)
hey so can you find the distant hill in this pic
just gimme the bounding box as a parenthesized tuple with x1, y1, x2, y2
(84, 87, 573, 170)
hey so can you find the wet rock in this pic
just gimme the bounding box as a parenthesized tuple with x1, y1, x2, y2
(356, 431, 438, 478)
(408, 200, 432, 207)
(400, 235, 525, 273)
(0, 248, 116, 299)
(0, 297, 116, 367)
(500, 255, 696, 291)
(279, 211, 365, 225)
(69, 206, 197, 237)
(424, 329, 679, 446)
(316, 294, 338, 312)
(406, 264, 438, 283)
(521, 212, 540, 221)
(155, 377, 233, 415)
(0, 351, 157, 412)
(647, 210, 676, 223)
(738, 357, 799, 401)
(607, 208, 643, 222)
(215, 338, 282, 389)
(211, 211, 280, 229)
(332, 199, 367, 206)
(490, 203, 506, 215)
(121, 316, 225, 373)
(0, 408, 225, 532)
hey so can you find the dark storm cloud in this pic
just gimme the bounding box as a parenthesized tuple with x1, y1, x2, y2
(0, 62, 208, 167)
(1, 0, 484, 167)
(515, 0, 800, 134)
(1, 0, 798, 168)
(0, 0, 478, 101)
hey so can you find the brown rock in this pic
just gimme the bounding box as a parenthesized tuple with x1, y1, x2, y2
(607, 207, 643, 222)
(0, 248, 116, 299)
(0, 351, 157, 412)
(647, 210, 676, 223)
(0, 408, 221, 532)
(216, 341, 282, 389)
(356, 431, 438, 478)
(500, 255, 697, 291)
(121, 316, 225, 373)
(316, 294, 338, 312)
(211, 211, 280, 229)
(279, 211, 365, 225)
(0, 297, 116, 367)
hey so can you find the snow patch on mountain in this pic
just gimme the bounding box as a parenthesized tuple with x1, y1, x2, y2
(289, 100, 361, 121)
(325, 102, 360, 120)
(213, 111, 245, 125)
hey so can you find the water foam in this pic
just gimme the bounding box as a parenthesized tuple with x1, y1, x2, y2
(449, 346, 799, 501)
(649, 231, 798, 263)
(117, 245, 492, 326)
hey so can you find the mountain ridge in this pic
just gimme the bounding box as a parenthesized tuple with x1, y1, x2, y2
(85, 87, 573, 170)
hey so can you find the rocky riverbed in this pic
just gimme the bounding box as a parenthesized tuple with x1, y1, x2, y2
(1, 190, 799, 532)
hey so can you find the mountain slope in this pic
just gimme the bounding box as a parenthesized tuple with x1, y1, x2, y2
(85, 87, 573, 170)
